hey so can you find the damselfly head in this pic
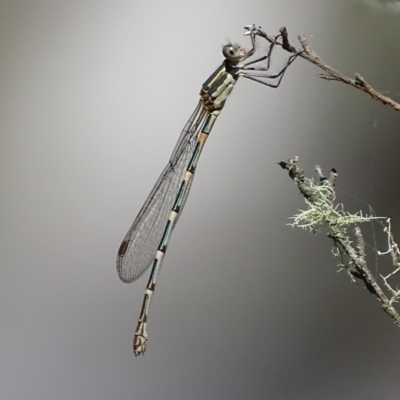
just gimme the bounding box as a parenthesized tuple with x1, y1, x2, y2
(222, 43, 246, 64)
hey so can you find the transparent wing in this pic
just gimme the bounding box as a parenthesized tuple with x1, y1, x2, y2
(117, 101, 208, 283)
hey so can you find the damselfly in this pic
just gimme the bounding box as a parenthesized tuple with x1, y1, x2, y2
(117, 24, 298, 355)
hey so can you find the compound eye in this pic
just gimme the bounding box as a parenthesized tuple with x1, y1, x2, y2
(222, 44, 244, 63)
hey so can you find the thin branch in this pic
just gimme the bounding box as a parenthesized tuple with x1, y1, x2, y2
(256, 27, 400, 111)
(278, 157, 400, 328)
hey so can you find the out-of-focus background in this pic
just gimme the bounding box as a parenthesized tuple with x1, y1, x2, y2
(1, 1, 400, 399)
(359, 0, 400, 12)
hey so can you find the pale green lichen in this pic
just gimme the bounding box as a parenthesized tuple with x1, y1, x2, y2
(289, 177, 383, 234)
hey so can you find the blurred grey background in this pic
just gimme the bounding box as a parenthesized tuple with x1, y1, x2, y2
(360, 0, 400, 12)
(1, 1, 400, 399)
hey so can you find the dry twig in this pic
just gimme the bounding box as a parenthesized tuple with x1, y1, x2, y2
(257, 27, 400, 111)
